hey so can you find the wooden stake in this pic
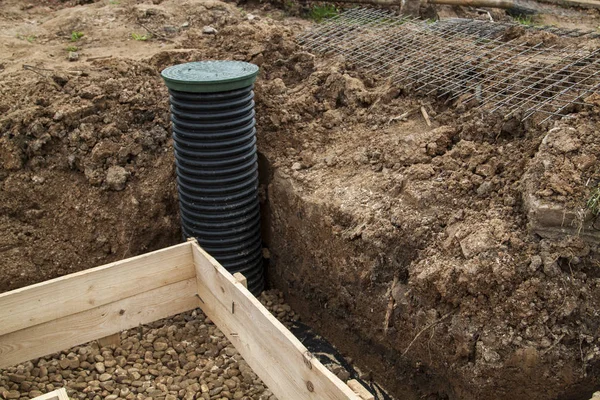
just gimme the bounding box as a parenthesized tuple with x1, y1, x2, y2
(233, 272, 248, 289)
(97, 333, 120, 347)
(420, 106, 432, 127)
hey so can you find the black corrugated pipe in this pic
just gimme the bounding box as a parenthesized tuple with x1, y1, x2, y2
(161, 61, 264, 295)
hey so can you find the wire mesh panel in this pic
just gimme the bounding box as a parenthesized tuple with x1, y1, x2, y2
(298, 8, 600, 123)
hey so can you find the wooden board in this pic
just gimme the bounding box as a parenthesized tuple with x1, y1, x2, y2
(32, 388, 69, 400)
(347, 380, 375, 400)
(0, 278, 198, 368)
(536, 0, 600, 9)
(191, 241, 362, 400)
(0, 242, 194, 336)
(1, 240, 372, 400)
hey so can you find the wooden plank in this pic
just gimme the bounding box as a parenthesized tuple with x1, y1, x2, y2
(535, 0, 600, 9)
(0, 278, 199, 369)
(32, 388, 69, 400)
(347, 380, 375, 400)
(191, 241, 361, 400)
(0, 242, 194, 336)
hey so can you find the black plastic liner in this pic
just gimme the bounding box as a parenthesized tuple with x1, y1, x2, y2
(168, 85, 264, 294)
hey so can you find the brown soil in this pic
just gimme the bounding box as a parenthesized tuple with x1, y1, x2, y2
(1, 0, 600, 399)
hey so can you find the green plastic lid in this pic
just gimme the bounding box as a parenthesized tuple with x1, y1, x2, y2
(161, 61, 259, 93)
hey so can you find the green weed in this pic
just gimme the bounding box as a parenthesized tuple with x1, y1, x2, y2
(71, 31, 84, 41)
(131, 32, 151, 41)
(514, 15, 535, 26)
(17, 34, 37, 43)
(309, 4, 338, 23)
(587, 185, 600, 216)
(66, 45, 78, 52)
(109, 0, 120, 4)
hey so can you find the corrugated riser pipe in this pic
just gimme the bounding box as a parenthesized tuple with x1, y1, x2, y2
(161, 61, 264, 295)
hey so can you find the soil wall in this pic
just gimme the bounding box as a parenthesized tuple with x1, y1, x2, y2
(267, 168, 600, 400)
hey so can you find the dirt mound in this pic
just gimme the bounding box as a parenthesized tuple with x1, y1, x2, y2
(0, 0, 305, 291)
(1, 0, 600, 399)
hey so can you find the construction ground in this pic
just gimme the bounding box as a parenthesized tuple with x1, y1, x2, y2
(1, 0, 600, 399)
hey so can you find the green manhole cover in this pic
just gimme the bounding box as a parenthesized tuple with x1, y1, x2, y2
(161, 61, 259, 93)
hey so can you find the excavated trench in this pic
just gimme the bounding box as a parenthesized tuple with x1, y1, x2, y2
(258, 143, 600, 400)
(1, 0, 600, 399)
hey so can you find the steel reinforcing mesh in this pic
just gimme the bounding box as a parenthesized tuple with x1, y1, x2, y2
(298, 8, 600, 123)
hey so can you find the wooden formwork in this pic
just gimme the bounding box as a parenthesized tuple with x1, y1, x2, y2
(0, 239, 372, 400)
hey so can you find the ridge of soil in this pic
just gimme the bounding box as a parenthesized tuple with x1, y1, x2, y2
(1, 0, 600, 399)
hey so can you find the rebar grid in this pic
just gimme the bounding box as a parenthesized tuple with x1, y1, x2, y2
(298, 8, 600, 123)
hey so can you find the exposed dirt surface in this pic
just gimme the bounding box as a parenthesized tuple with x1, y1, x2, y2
(1, 0, 600, 399)
(0, 0, 303, 291)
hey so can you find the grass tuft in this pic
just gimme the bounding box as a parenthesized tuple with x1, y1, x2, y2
(16, 34, 37, 43)
(131, 32, 151, 41)
(71, 31, 84, 41)
(587, 185, 600, 216)
(514, 15, 535, 26)
(309, 4, 338, 23)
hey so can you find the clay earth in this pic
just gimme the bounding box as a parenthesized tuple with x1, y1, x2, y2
(1, 0, 600, 399)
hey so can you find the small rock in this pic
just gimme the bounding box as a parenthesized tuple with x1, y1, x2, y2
(225, 347, 237, 357)
(181, 21, 190, 28)
(7, 374, 26, 384)
(262, 247, 271, 259)
(105, 166, 129, 191)
(70, 382, 87, 390)
(543, 260, 560, 277)
(475, 163, 495, 177)
(324, 156, 337, 167)
(153, 341, 168, 352)
(95, 362, 105, 374)
(6, 390, 20, 399)
(529, 255, 542, 273)
(460, 229, 495, 259)
(68, 51, 79, 61)
(335, 369, 351, 381)
(202, 26, 218, 35)
(209, 386, 223, 396)
(476, 181, 492, 196)
(291, 162, 302, 171)
(98, 373, 112, 382)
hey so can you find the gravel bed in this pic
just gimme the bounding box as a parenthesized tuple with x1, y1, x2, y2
(0, 291, 299, 400)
